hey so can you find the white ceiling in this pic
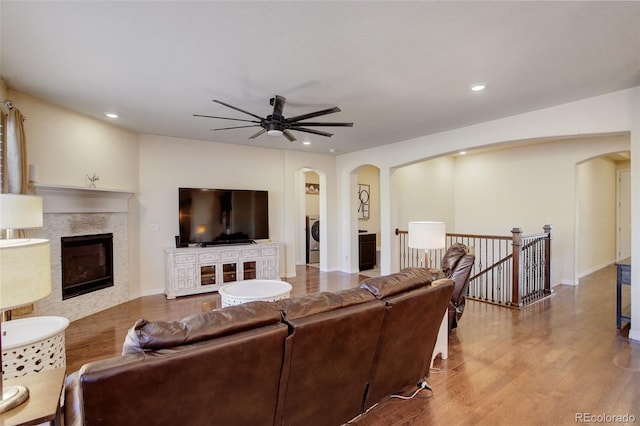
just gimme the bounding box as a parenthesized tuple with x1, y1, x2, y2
(1, 1, 639, 154)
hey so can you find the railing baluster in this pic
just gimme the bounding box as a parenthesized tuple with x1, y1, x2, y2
(395, 225, 552, 308)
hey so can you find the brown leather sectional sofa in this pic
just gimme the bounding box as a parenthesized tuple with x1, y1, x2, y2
(64, 268, 453, 426)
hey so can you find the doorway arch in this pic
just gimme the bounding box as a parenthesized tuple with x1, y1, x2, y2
(295, 167, 328, 271)
(349, 164, 381, 274)
(575, 150, 630, 283)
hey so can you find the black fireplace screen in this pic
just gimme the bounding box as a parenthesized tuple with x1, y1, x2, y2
(61, 233, 114, 299)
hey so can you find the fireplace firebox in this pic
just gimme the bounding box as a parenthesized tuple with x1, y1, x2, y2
(61, 233, 114, 300)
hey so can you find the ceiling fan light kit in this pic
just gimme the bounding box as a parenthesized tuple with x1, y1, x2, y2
(194, 95, 353, 142)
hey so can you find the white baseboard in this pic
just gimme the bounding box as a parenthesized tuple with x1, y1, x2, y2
(577, 260, 616, 279)
(131, 287, 165, 300)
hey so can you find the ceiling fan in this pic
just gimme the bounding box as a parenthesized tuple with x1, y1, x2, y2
(194, 95, 353, 142)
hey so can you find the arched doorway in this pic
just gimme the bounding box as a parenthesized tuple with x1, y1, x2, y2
(352, 164, 381, 277)
(575, 151, 631, 281)
(294, 167, 328, 271)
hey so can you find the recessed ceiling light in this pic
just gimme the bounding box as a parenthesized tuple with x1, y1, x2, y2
(105, 112, 119, 118)
(303, 141, 311, 145)
(459, 151, 467, 155)
(470, 84, 486, 92)
(329, 148, 336, 153)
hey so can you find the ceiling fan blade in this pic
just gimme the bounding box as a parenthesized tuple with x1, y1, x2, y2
(249, 128, 267, 139)
(290, 122, 353, 127)
(289, 127, 334, 137)
(212, 125, 261, 131)
(283, 129, 297, 142)
(271, 95, 286, 120)
(285, 106, 341, 123)
(213, 100, 264, 120)
(194, 114, 260, 124)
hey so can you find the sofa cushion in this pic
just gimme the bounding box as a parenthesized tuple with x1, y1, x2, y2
(363, 278, 454, 409)
(122, 300, 281, 354)
(73, 322, 288, 426)
(359, 267, 443, 299)
(276, 296, 385, 426)
(276, 287, 374, 320)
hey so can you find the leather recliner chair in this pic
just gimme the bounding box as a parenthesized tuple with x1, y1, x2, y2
(439, 243, 475, 332)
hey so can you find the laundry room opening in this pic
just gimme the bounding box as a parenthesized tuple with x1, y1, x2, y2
(304, 171, 320, 266)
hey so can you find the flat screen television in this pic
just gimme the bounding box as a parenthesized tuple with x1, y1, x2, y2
(178, 188, 269, 246)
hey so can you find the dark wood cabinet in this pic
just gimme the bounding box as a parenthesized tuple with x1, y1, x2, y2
(616, 261, 631, 329)
(359, 233, 376, 271)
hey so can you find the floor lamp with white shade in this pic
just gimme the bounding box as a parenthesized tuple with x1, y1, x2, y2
(408, 221, 446, 269)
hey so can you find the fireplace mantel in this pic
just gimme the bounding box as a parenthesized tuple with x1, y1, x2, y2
(35, 184, 134, 214)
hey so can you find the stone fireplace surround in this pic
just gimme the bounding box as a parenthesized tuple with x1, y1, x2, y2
(34, 185, 133, 322)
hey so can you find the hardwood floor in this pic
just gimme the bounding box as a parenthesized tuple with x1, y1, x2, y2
(65, 265, 640, 425)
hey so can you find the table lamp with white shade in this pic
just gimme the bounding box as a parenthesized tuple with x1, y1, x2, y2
(408, 221, 446, 269)
(0, 194, 43, 239)
(0, 238, 52, 413)
(0, 193, 52, 413)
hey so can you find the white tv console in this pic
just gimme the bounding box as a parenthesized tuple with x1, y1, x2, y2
(165, 242, 279, 299)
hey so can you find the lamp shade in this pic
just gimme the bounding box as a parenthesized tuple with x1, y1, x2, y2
(0, 194, 43, 229)
(0, 238, 51, 310)
(408, 221, 446, 250)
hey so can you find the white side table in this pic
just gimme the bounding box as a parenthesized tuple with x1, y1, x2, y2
(2, 316, 70, 379)
(431, 311, 448, 367)
(218, 279, 292, 307)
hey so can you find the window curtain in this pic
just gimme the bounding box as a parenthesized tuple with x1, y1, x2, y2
(2, 104, 29, 194)
(1, 103, 30, 239)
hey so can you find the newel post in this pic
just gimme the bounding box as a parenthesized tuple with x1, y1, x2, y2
(543, 224, 553, 295)
(511, 227, 523, 308)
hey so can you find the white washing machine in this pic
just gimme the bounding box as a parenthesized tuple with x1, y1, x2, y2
(307, 216, 320, 263)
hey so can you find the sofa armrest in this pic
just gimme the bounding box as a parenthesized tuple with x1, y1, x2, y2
(64, 372, 82, 426)
(360, 267, 443, 298)
(123, 300, 281, 354)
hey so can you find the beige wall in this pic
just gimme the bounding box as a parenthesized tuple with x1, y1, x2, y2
(577, 157, 617, 276)
(10, 84, 640, 339)
(137, 134, 287, 295)
(9, 90, 138, 191)
(356, 165, 380, 246)
(453, 135, 628, 284)
(283, 150, 338, 275)
(137, 135, 339, 293)
(8, 89, 142, 297)
(304, 171, 320, 217)
(393, 156, 455, 232)
(9, 87, 339, 295)
(390, 135, 629, 285)
(0, 80, 8, 103)
(11, 84, 638, 332)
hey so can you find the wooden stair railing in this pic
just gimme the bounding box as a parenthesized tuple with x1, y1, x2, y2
(395, 225, 553, 308)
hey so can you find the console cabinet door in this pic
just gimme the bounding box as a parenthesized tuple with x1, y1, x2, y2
(200, 265, 218, 288)
(172, 264, 196, 296)
(258, 245, 279, 279)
